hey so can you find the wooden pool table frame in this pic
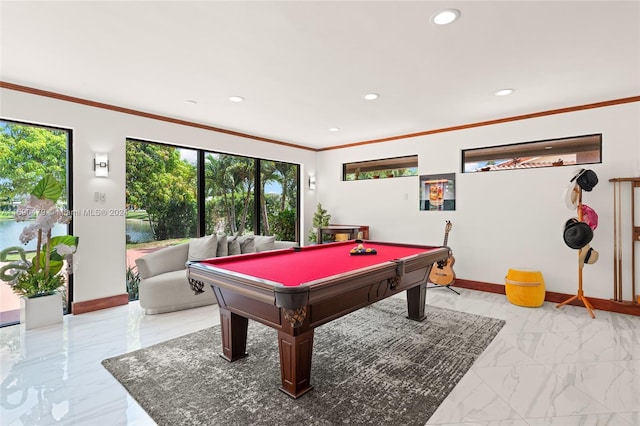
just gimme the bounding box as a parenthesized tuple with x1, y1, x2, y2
(187, 241, 449, 398)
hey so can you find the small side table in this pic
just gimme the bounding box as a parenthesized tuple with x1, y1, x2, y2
(317, 226, 361, 244)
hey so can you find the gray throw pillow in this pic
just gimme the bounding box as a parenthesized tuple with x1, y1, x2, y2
(227, 236, 241, 256)
(188, 234, 218, 261)
(216, 234, 228, 257)
(238, 235, 256, 254)
(254, 235, 276, 252)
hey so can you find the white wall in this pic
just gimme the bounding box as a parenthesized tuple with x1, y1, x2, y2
(0, 88, 318, 304)
(317, 102, 640, 300)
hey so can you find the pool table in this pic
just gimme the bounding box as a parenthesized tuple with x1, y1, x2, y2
(187, 240, 449, 398)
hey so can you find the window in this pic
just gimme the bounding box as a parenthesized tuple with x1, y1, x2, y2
(259, 160, 299, 241)
(462, 134, 602, 173)
(203, 152, 256, 235)
(343, 155, 418, 180)
(0, 119, 72, 326)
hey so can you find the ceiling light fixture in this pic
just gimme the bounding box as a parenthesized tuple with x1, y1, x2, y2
(185, 99, 198, 105)
(229, 96, 245, 103)
(329, 127, 340, 132)
(363, 93, 379, 100)
(494, 88, 515, 96)
(431, 9, 461, 25)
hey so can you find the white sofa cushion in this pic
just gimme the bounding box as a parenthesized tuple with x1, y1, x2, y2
(138, 269, 216, 314)
(188, 234, 217, 260)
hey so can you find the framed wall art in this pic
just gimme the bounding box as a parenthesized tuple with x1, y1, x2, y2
(419, 173, 456, 211)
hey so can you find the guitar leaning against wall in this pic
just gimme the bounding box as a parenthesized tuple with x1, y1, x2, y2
(428, 221, 459, 295)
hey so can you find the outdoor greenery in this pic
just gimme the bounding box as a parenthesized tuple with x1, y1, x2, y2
(126, 142, 198, 240)
(127, 140, 298, 244)
(0, 122, 68, 213)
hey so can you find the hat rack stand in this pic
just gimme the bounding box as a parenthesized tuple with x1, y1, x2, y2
(609, 177, 640, 305)
(557, 187, 596, 318)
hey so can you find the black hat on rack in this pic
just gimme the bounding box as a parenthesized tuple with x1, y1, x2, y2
(563, 218, 594, 249)
(571, 169, 599, 192)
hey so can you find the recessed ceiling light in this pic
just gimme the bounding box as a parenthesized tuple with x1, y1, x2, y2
(363, 93, 379, 100)
(229, 96, 245, 103)
(494, 88, 515, 96)
(185, 99, 198, 105)
(431, 9, 460, 25)
(329, 127, 340, 132)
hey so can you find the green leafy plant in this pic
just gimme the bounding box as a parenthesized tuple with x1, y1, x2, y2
(272, 209, 296, 242)
(0, 175, 78, 298)
(126, 265, 140, 301)
(308, 203, 331, 243)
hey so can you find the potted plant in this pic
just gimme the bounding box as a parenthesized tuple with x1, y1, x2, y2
(308, 203, 331, 243)
(0, 175, 78, 329)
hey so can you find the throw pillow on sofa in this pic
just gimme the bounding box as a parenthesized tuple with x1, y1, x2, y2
(238, 235, 256, 254)
(216, 234, 228, 257)
(188, 234, 218, 260)
(254, 235, 276, 252)
(227, 236, 241, 255)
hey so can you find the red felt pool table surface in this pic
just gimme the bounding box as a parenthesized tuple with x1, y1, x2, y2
(196, 240, 435, 287)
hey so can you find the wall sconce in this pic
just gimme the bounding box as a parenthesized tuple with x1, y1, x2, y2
(94, 153, 109, 178)
(308, 175, 316, 190)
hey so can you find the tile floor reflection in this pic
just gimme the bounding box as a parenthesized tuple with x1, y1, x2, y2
(0, 288, 638, 426)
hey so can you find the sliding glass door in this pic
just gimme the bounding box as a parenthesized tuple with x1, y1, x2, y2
(0, 119, 72, 326)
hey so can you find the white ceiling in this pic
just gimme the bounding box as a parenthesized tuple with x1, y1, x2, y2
(1, 1, 639, 150)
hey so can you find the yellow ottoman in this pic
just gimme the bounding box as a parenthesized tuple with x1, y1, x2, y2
(505, 268, 545, 307)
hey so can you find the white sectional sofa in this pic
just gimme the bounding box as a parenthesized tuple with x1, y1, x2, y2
(135, 234, 297, 314)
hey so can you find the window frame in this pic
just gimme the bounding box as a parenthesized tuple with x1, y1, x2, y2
(343, 155, 418, 181)
(461, 133, 602, 173)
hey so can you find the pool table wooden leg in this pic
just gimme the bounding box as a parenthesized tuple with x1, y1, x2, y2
(219, 307, 249, 362)
(406, 283, 427, 321)
(277, 329, 314, 398)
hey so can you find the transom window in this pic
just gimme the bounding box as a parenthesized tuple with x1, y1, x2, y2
(462, 134, 602, 173)
(343, 155, 418, 180)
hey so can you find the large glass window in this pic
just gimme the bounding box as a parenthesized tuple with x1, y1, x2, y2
(0, 119, 72, 326)
(259, 160, 298, 241)
(204, 153, 256, 235)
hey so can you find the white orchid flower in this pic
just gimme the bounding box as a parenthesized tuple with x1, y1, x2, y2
(54, 243, 77, 256)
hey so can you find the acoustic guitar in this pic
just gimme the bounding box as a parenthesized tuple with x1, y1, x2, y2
(428, 221, 456, 286)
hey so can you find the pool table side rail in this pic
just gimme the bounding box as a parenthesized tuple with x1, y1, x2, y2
(187, 263, 282, 306)
(186, 246, 448, 310)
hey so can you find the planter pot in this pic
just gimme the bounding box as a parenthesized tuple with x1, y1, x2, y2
(20, 293, 63, 329)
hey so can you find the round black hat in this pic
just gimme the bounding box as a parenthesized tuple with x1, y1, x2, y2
(563, 218, 594, 249)
(575, 169, 599, 192)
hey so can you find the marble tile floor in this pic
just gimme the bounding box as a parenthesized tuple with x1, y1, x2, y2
(0, 288, 638, 426)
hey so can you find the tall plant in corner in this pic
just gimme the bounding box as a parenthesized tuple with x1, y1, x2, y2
(0, 175, 78, 298)
(308, 203, 331, 243)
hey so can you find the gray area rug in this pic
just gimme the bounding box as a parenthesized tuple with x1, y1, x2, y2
(102, 297, 505, 425)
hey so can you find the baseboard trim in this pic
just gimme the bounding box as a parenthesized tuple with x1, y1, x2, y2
(454, 279, 640, 317)
(72, 294, 129, 315)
